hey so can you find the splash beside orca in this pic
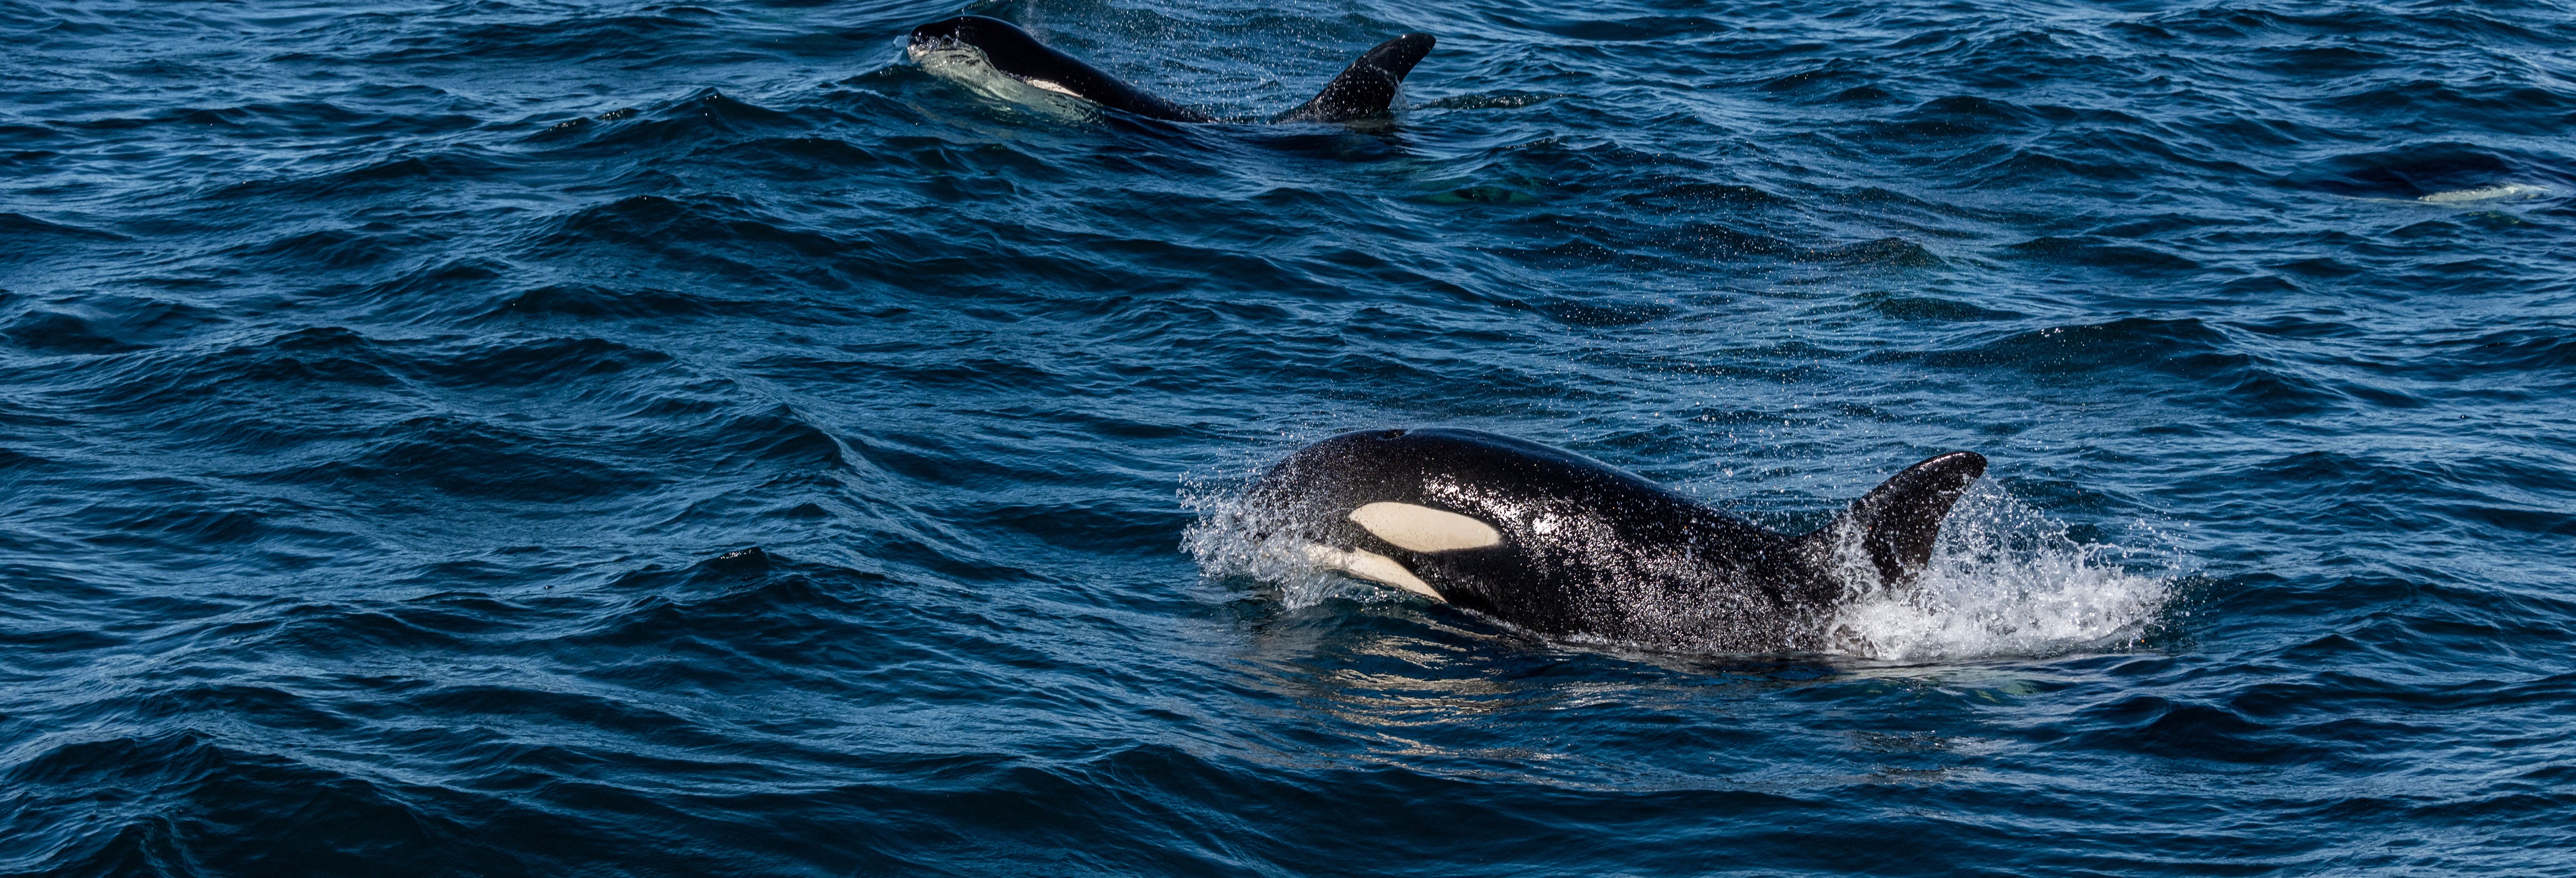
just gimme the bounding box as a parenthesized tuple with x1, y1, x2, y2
(1247, 428, 1988, 653)
(906, 15, 1435, 124)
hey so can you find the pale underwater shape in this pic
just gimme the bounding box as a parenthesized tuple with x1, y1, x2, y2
(908, 41, 1102, 122)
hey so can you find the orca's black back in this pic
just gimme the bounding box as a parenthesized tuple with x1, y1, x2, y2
(1251, 428, 1841, 651)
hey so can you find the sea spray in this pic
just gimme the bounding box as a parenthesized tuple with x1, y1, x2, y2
(1827, 481, 2176, 660)
(1182, 470, 1378, 609)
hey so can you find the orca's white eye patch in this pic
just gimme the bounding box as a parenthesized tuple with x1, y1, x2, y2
(1348, 502, 1501, 552)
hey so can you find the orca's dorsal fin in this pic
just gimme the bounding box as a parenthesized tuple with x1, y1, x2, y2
(1272, 33, 1436, 124)
(1798, 451, 1987, 587)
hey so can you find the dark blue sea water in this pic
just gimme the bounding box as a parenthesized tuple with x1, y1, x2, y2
(5, 0, 2574, 873)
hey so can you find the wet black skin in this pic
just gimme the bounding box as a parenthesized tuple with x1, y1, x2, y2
(906, 15, 1435, 124)
(1247, 428, 1987, 653)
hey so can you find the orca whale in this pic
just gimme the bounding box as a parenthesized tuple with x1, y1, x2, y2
(905, 15, 1435, 124)
(1245, 428, 1988, 653)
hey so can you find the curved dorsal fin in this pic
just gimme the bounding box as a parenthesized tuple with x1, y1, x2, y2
(1273, 33, 1436, 123)
(1800, 451, 1987, 586)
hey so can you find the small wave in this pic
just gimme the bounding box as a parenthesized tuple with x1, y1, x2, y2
(2003, 235, 2199, 273)
(1879, 316, 2237, 378)
(1827, 482, 2174, 661)
(0, 212, 126, 242)
(1415, 91, 1563, 111)
(531, 194, 862, 266)
(1853, 290, 2023, 323)
(208, 150, 518, 203)
(1, 309, 149, 355)
(1672, 223, 1942, 267)
(2281, 142, 2520, 199)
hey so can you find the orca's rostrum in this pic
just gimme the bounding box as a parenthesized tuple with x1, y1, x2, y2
(1247, 429, 1988, 653)
(906, 15, 1435, 123)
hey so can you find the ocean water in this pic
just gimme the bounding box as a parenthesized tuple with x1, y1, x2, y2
(4, 0, 2573, 873)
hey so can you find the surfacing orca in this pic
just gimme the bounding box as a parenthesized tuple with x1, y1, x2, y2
(906, 15, 1435, 124)
(1245, 428, 1988, 653)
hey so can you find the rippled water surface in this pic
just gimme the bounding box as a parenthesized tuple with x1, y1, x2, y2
(5, 0, 2574, 873)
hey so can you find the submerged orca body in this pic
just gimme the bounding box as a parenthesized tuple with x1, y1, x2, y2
(1247, 429, 1988, 653)
(906, 15, 1435, 123)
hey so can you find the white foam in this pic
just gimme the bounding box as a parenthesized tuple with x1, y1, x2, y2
(1825, 482, 2174, 661)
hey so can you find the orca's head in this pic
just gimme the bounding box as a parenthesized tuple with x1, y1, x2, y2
(906, 15, 1038, 64)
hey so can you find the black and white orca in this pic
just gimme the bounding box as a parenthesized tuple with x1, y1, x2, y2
(1246, 428, 1988, 653)
(905, 15, 1435, 124)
